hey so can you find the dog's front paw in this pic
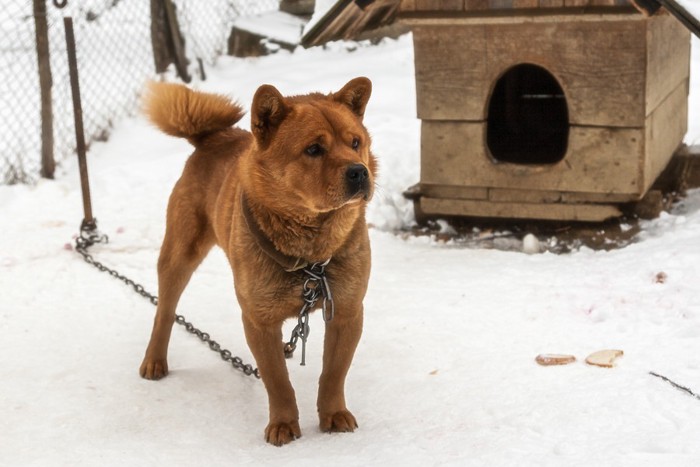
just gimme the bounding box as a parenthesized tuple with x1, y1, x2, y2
(265, 420, 301, 446)
(139, 358, 168, 380)
(319, 409, 358, 433)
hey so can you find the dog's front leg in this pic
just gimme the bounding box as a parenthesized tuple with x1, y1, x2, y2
(242, 313, 301, 446)
(317, 307, 363, 433)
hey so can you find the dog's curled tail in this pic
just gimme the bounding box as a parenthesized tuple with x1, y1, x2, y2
(144, 81, 245, 146)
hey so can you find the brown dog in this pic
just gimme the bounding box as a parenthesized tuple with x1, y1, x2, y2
(139, 78, 376, 446)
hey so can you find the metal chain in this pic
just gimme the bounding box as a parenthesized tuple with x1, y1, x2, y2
(283, 259, 334, 366)
(74, 221, 260, 379)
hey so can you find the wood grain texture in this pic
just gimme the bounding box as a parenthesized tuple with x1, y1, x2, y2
(419, 196, 622, 221)
(413, 25, 486, 120)
(413, 18, 652, 126)
(420, 120, 644, 195)
(538, 0, 565, 6)
(464, 0, 489, 8)
(400, 0, 417, 11)
(645, 13, 690, 116)
(420, 184, 489, 200)
(512, 0, 540, 7)
(414, 0, 464, 10)
(643, 81, 688, 191)
(417, 184, 639, 203)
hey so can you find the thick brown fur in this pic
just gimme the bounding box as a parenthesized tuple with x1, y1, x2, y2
(139, 78, 377, 446)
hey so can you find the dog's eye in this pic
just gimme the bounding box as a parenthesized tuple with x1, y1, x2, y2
(351, 137, 360, 150)
(305, 143, 324, 157)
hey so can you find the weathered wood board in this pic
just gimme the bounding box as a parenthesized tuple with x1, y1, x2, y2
(419, 196, 623, 221)
(421, 120, 645, 196)
(404, 3, 691, 222)
(413, 14, 688, 126)
(404, 0, 633, 10)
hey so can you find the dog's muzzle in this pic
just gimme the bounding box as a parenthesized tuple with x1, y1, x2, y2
(345, 164, 371, 200)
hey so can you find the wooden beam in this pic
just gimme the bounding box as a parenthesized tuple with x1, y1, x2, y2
(419, 196, 622, 221)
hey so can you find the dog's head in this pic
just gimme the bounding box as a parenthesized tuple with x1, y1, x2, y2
(247, 77, 377, 215)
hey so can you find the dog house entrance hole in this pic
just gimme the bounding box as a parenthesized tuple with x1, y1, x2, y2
(487, 64, 569, 165)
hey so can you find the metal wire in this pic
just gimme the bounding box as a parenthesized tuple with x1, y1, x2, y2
(1, 0, 278, 184)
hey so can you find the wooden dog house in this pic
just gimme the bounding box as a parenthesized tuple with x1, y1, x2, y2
(402, 1, 690, 222)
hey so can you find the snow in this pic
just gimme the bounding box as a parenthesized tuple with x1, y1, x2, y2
(677, 0, 700, 24)
(302, 0, 338, 37)
(2, 32, 700, 466)
(232, 10, 307, 46)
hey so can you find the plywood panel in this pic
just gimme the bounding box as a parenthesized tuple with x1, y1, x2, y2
(646, 13, 690, 117)
(413, 25, 486, 120)
(643, 80, 688, 192)
(417, 184, 637, 203)
(412, 17, 651, 126)
(512, 0, 539, 7)
(400, 0, 417, 11)
(421, 184, 489, 199)
(464, 0, 489, 9)
(489, 188, 563, 203)
(420, 196, 622, 221)
(414, 0, 464, 10)
(420, 120, 644, 195)
(485, 20, 647, 127)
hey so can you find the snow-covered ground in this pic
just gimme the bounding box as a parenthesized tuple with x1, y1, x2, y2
(2, 31, 700, 466)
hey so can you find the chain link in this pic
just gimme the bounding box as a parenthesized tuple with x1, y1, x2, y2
(283, 259, 334, 366)
(74, 221, 260, 379)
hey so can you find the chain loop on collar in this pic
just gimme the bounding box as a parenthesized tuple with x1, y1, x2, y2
(284, 259, 334, 366)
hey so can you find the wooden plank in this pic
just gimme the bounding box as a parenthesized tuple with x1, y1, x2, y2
(420, 184, 489, 199)
(412, 17, 649, 126)
(645, 13, 690, 117)
(560, 191, 638, 203)
(489, 188, 562, 203)
(420, 120, 644, 196)
(414, 0, 464, 10)
(658, 0, 700, 38)
(420, 196, 622, 221)
(413, 25, 486, 120)
(490, 188, 644, 203)
(416, 184, 636, 203)
(400, 0, 417, 11)
(34, 0, 54, 179)
(539, 0, 564, 6)
(464, 0, 489, 9)
(403, 11, 640, 25)
(513, 0, 540, 6)
(489, 0, 514, 8)
(484, 19, 647, 127)
(490, 188, 637, 203)
(643, 80, 688, 191)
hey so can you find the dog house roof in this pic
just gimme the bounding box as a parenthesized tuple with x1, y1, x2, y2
(401, 0, 637, 15)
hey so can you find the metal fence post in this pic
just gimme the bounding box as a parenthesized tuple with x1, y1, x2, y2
(64, 17, 94, 225)
(33, 0, 55, 179)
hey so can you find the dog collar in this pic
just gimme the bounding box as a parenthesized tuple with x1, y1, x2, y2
(240, 194, 311, 272)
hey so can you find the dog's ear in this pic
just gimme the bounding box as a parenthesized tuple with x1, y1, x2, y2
(333, 77, 372, 119)
(251, 84, 289, 144)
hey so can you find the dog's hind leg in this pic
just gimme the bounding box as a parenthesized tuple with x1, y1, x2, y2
(139, 197, 215, 380)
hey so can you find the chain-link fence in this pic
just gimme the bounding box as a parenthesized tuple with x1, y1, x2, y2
(1, 0, 277, 185)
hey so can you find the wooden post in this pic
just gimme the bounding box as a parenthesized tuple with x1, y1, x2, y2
(64, 17, 94, 225)
(33, 0, 54, 179)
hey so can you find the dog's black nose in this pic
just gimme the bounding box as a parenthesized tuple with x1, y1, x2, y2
(345, 164, 370, 199)
(346, 164, 369, 183)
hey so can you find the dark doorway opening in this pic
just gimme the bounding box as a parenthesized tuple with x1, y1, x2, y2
(487, 64, 569, 165)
